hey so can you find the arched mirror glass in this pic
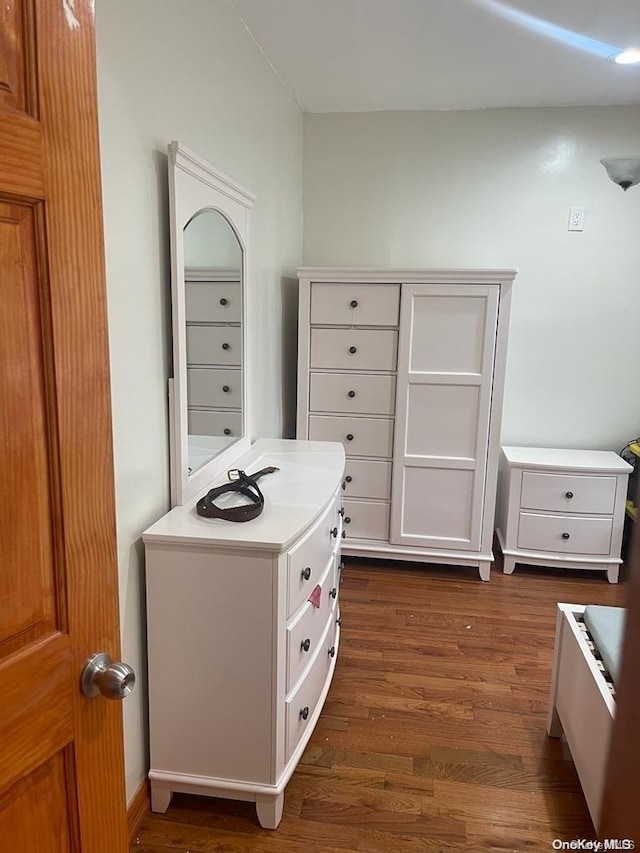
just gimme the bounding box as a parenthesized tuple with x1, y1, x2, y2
(183, 209, 243, 475)
(168, 142, 255, 506)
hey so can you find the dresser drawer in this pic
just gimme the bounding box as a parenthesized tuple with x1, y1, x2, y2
(187, 325, 241, 366)
(287, 498, 340, 618)
(309, 416, 394, 458)
(310, 283, 400, 327)
(310, 373, 396, 416)
(343, 499, 390, 541)
(188, 368, 242, 408)
(343, 459, 392, 500)
(520, 472, 617, 515)
(188, 410, 242, 439)
(285, 619, 337, 761)
(286, 555, 336, 692)
(517, 512, 613, 556)
(185, 281, 241, 323)
(310, 329, 398, 371)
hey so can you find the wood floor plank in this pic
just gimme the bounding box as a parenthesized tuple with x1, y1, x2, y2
(134, 558, 627, 851)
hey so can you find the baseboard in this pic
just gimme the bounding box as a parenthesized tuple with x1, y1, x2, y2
(127, 779, 150, 844)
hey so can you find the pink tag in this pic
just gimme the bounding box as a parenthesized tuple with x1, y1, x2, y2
(308, 584, 322, 608)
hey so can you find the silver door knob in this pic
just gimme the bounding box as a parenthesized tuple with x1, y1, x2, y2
(81, 652, 136, 700)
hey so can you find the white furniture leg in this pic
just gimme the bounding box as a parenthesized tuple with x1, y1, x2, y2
(478, 561, 491, 582)
(607, 564, 620, 584)
(502, 555, 516, 575)
(150, 785, 173, 814)
(256, 792, 284, 829)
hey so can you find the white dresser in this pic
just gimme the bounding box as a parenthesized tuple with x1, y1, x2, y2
(142, 439, 345, 828)
(297, 268, 516, 581)
(496, 446, 632, 583)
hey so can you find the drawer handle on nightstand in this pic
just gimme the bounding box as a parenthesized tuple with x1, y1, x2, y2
(300, 706, 309, 720)
(330, 588, 337, 599)
(348, 346, 357, 354)
(328, 646, 336, 658)
(301, 566, 312, 580)
(565, 491, 574, 499)
(331, 527, 338, 538)
(348, 390, 356, 398)
(301, 638, 311, 652)
(350, 300, 358, 308)
(346, 434, 354, 442)
(562, 532, 571, 540)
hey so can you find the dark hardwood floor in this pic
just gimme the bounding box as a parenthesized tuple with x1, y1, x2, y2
(132, 553, 627, 852)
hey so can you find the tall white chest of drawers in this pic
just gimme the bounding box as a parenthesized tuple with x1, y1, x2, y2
(143, 439, 345, 829)
(496, 446, 632, 583)
(296, 268, 517, 580)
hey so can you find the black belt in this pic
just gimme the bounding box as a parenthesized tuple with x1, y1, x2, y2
(196, 466, 279, 522)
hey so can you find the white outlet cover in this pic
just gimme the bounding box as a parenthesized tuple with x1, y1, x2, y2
(568, 206, 585, 231)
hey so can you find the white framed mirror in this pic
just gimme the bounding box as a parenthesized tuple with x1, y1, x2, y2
(167, 142, 255, 506)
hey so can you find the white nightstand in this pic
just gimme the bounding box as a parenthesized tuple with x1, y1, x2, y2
(496, 446, 632, 583)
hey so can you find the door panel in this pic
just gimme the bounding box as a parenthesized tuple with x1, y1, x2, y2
(0, 2, 127, 849)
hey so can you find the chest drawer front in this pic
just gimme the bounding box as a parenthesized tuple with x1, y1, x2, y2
(520, 471, 617, 515)
(188, 410, 242, 439)
(310, 373, 396, 416)
(517, 512, 613, 556)
(287, 498, 340, 618)
(185, 282, 241, 323)
(311, 283, 400, 327)
(286, 556, 335, 692)
(343, 499, 390, 541)
(285, 618, 336, 761)
(187, 325, 241, 366)
(343, 459, 392, 500)
(310, 329, 398, 371)
(309, 416, 394, 458)
(187, 368, 242, 408)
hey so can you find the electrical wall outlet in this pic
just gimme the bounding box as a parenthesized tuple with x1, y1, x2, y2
(568, 206, 585, 231)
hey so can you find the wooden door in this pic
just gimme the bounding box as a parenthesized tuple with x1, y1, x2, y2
(390, 284, 499, 551)
(0, 2, 128, 851)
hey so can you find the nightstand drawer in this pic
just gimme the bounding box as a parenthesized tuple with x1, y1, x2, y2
(310, 283, 400, 326)
(520, 472, 617, 515)
(517, 512, 613, 556)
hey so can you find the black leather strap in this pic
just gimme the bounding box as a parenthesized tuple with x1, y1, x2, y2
(196, 466, 279, 522)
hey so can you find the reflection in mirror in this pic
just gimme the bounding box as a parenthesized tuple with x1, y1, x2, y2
(183, 209, 243, 475)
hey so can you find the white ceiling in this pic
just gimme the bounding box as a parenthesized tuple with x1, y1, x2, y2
(230, 0, 640, 112)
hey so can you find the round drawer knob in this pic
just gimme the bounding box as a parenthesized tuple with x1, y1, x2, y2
(349, 346, 357, 354)
(301, 566, 312, 580)
(330, 587, 337, 599)
(345, 475, 352, 483)
(341, 529, 346, 538)
(328, 646, 336, 658)
(299, 706, 309, 721)
(565, 491, 574, 499)
(346, 434, 354, 442)
(301, 638, 311, 652)
(220, 297, 228, 306)
(222, 342, 230, 350)
(339, 507, 345, 517)
(336, 616, 342, 627)
(331, 527, 338, 538)
(344, 516, 351, 524)
(223, 428, 231, 435)
(348, 390, 356, 398)
(562, 532, 571, 540)
(222, 385, 230, 393)
(350, 300, 358, 308)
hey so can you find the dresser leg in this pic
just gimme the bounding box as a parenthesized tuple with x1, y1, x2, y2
(502, 556, 516, 575)
(478, 562, 491, 582)
(256, 792, 284, 829)
(607, 565, 620, 584)
(150, 785, 173, 813)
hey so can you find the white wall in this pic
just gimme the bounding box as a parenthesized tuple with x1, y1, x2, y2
(96, 0, 302, 801)
(303, 107, 640, 451)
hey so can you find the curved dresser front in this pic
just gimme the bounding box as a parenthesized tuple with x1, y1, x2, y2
(142, 439, 345, 829)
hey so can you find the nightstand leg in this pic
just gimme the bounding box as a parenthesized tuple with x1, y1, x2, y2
(607, 565, 620, 584)
(503, 556, 516, 575)
(478, 562, 491, 582)
(256, 792, 284, 829)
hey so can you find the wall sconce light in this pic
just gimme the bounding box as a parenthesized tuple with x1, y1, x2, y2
(600, 156, 640, 191)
